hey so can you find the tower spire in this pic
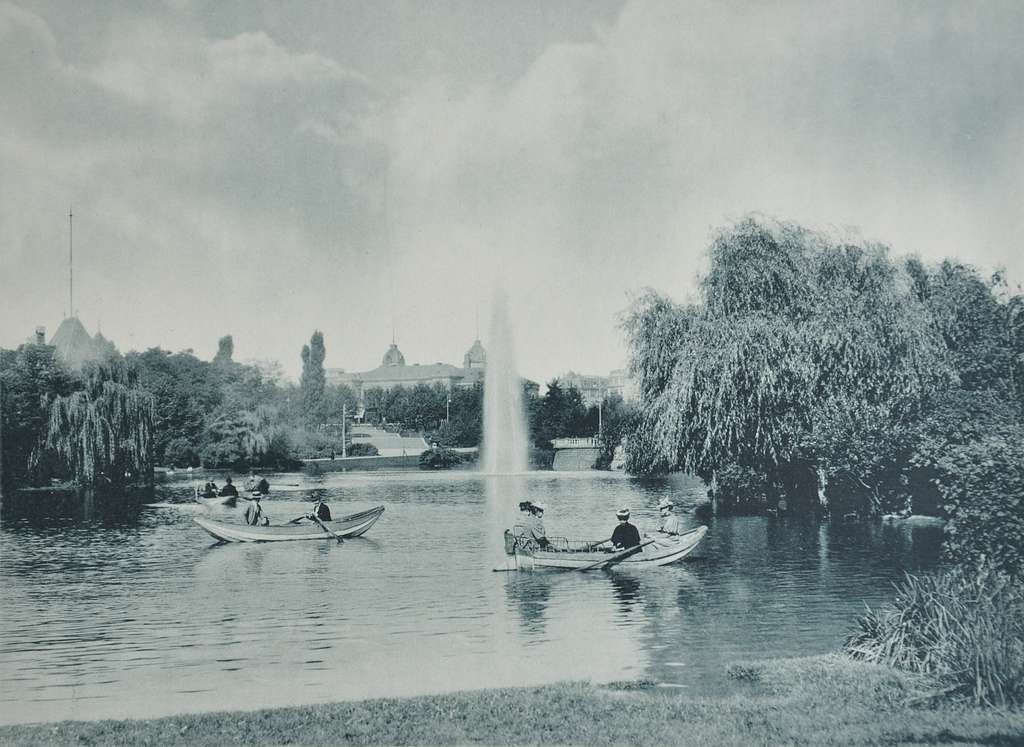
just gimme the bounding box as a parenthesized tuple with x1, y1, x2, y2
(68, 206, 73, 319)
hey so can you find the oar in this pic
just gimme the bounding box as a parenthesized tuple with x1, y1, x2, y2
(585, 537, 612, 551)
(575, 539, 654, 572)
(311, 514, 344, 543)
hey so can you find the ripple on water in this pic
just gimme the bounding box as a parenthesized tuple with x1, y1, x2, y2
(0, 472, 942, 725)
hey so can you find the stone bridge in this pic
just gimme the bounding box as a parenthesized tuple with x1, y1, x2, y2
(550, 436, 601, 471)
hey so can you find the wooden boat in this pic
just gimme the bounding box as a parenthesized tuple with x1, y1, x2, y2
(503, 526, 708, 571)
(193, 506, 385, 543)
(197, 493, 238, 508)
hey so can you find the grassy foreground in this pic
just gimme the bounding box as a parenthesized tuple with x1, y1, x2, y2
(1, 656, 1021, 746)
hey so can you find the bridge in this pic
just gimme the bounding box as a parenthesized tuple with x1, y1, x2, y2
(550, 436, 601, 471)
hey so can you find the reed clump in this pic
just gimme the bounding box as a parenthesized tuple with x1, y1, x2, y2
(845, 564, 1024, 707)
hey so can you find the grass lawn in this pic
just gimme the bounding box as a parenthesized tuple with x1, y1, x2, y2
(1, 655, 1021, 746)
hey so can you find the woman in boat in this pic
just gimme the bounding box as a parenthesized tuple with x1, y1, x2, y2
(244, 493, 269, 526)
(657, 499, 683, 535)
(524, 502, 551, 549)
(255, 477, 270, 495)
(244, 472, 257, 493)
(201, 482, 217, 498)
(611, 508, 641, 549)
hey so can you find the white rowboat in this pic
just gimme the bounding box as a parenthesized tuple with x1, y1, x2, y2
(506, 526, 708, 571)
(193, 506, 385, 543)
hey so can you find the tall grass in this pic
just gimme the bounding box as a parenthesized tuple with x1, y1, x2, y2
(845, 565, 1024, 706)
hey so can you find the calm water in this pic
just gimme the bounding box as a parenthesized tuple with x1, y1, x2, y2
(0, 471, 943, 725)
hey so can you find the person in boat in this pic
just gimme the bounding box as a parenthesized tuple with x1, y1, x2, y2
(308, 496, 331, 522)
(244, 472, 257, 493)
(244, 493, 269, 526)
(201, 481, 217, 498)
(219, 477, 239, 498)
(611, 508, 641, 550)
(523, 502, 551, 549)
(657, 499, 683, 535)
(255, 477, 270, 495)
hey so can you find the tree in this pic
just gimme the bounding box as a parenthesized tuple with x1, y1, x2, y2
(531, 379, 589, 447)
(213, 335, 234, 366)
(0, 343, 78, 488)
(300, 331, 326, 425)
(40, 361, 155, 486)
(624, 216, 955, 511)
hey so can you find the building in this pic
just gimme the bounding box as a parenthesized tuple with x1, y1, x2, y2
(48, 317, 118, 369)
(607, 368, 638, 403)
(558, 371, 610, 407)
(327, 340, 487, 415)
(558, 368, 638, 406)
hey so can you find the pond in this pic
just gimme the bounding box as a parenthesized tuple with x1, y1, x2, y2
(0, 470, 943, 725)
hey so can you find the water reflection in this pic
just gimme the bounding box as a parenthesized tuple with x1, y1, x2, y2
(0, 471, 943, 725)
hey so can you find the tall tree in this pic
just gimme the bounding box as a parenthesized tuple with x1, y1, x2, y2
(300, 331, 326, 425)
(213, 335, 234, 366)
(624, 216, 954, 510)
(0, 344, 78, 488)
(40, 361, 155, 486)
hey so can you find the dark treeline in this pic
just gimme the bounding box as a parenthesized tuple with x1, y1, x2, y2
(361, 377, 634, 468)
(0, 331, 362, 489)
(2, 325, 637, 491)
(624, 215, 1023, 575)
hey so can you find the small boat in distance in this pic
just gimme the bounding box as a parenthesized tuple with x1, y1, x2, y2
(502, 525, 708, 571)
(196, 493, 238, 508)
(194, 506, 385, 543)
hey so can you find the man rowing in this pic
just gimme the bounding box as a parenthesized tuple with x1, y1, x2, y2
(308, 495, 331, 522)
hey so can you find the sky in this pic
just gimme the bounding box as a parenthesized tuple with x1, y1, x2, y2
(2, 0, 1022, 383)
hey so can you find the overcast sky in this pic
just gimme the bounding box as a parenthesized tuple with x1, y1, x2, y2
(2, 1, 1022, 383)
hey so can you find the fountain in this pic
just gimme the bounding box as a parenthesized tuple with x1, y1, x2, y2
(482, 288, 529, 558)
(482, 289, 528, 474)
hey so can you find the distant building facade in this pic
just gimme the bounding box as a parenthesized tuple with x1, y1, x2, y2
(327, 340, 487, 416)
(558, 368, 638, 406)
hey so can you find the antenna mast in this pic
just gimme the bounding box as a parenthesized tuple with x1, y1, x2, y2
(68, 206, 73, 318)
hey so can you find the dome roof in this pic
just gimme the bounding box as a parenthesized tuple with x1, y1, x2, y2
(463, 339, 486, 369)
(382, 343, 405, 367)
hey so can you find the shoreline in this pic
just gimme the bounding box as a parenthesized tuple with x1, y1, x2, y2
(1, 655, 1020, 746)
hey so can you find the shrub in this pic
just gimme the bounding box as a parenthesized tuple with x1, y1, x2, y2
(419, 446, 462, 470)
(345, 443, 378, 457)
(929, 436, 1024, 576)
(845, 565, 1024, 707)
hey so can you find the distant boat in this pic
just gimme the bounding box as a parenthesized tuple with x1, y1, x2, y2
(193, 506, 385, 543)
(502, 526, 708, 571)
(197, 493, 238, 508)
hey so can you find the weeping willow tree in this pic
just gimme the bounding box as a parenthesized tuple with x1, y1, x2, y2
(623, 215, 953, 512)
(199, 405, 276, 467)
(40, 363, 156, 486)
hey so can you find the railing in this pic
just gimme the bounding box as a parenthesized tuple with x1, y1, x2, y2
(550, 436, 599, 449)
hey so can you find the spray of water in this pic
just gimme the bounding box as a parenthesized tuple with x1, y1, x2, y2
(483, 289, 528, 475)
(482, 288, 529, 561)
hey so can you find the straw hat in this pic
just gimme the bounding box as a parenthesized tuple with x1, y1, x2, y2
(616, 507, 630, 520)
(533, 502, 548, 513)
(658, 498, 674, 510)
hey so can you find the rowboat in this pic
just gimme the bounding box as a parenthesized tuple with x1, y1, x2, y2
(502, 525, 707, 571)
(196, 493, 238, 508)
(194, 506, 385, 543)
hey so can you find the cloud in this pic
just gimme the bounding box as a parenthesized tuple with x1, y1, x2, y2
(376, 0, 1024, 378)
